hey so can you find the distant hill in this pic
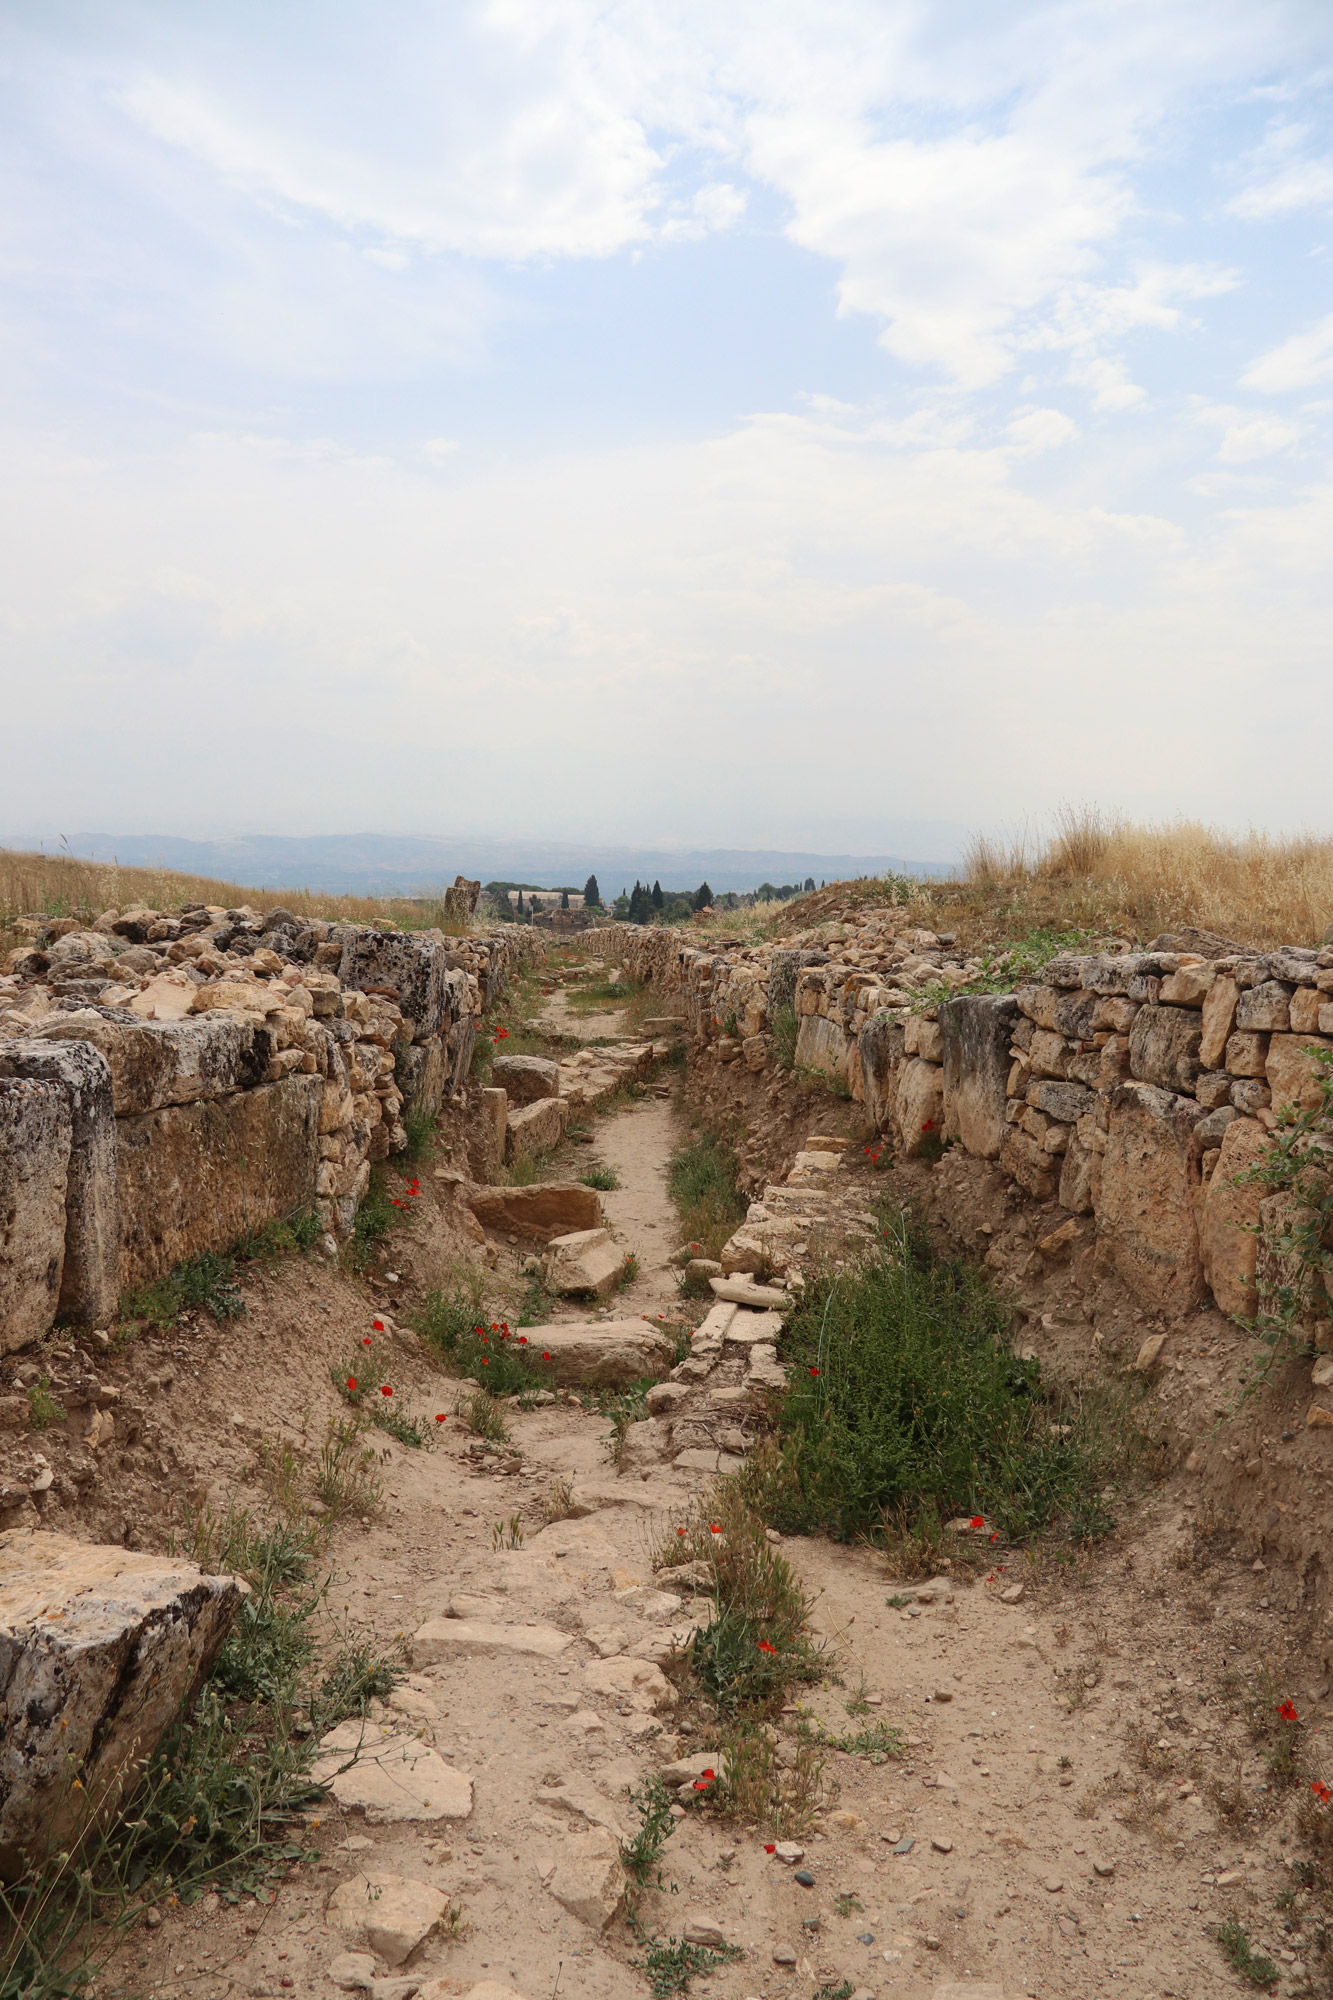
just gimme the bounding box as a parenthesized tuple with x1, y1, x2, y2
(10, 831, 962, 897)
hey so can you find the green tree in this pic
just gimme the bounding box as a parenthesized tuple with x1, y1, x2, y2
(804, 876, 815, 892)
(516, 889, 524, 914)
(583, 874, 601, 908)
(693, 881, 713, 912)
(651, 879, 663, 908)
(561, 889, 569, 910)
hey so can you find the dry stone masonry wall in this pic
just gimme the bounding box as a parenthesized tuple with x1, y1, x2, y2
(583, 919, 1333, 1329)
(0, 900, 531, 1350)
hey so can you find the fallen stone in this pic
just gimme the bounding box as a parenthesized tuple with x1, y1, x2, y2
(327, 1950, 380, 1991)
(1307, 1405, 1333, 1429)
(328, 1873, 448, 1967)
(409, 1619, 572, 1664)
(463, 1183, 602, 1241)
(545, 1827, 625, 1930)
(543, 1226, 627, 1299)
(583, 1656, 676, 1712)
(506, 1095, 568, 1161)
(517, 1319, 675, 1387)
(682, 1917, 727, 1948)
(0, 1076, 72, 1353)
(0, 1529, 246, 1877)
(492, 1054, 561, 1103)
(930, 1836, 954, 1854)
(772, 1946, 797, 1966)
(660, 1753, 728, 1787)
(1134, 1333, 1168, 1373)
(645, 1382, 690, 1416)
(708, 1277, 789, 1308)
(1044, 1874, 1064, 1892)
(311, 1722, 472, 1822)
(931, 1985, 1004, 2000)
(1092, 1857, 1115, 1877)
(673, 1448, 745, 1474)
(773, 1841, 805, 1864)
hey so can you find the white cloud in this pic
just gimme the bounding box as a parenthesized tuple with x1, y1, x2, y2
(1243, 315, 1333, 393)
(1217, 416, 1303, 461)
(1006, 406, 1080, 453)
(423, 438, 460, 464)
(1229, 119, 1333, 218)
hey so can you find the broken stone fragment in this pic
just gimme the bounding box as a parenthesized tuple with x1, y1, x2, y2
(545, 1828, 625, 1930)
(542, 1225, 626, 1298)
(327, 1873, 448, 1967)
(311, 1721, 472, 1822)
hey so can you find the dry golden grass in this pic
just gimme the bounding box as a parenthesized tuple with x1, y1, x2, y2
(765, 807, 1333, 951)
(0, 846, 477, 959)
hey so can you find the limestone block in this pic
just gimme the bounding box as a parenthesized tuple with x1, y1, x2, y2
(464, 1183, 601, 1241)
(795, 1011, 849, 1078)
(506, 1095, 568, 1160)
(395, 1036, 448, 1127)
(1159, 963, 1216, 1007)
(1095, 1083, 1207, 1313)
(1000, 1126, 1057, 1200)
(1256, 1190, 1330, 1336)
(0, 1078, 71, 1354)
(1129, 1006, 1203, 1093)
(1236, 981, 1294, 1034)
(1027, 1078, 1097, 1123)
(939, 994, 1020, 1161)
(312, 1721, 472, 1822)
(492, 1054, 560, 1103)
(1015, 983, 1061, 1029)
(1199, 1116, 1269, 1318)
(896, 1058, 944, 1157)
(410, 1619, 573, 1665)
(583, 1655, 676, 1712)
(37, 1009, 255, 1116)
(858, 1014, 906, 1132)
(328, 1872, 449, 1966)
(1058, 1137, 1098, 1216)
(115, 1074, 322, 1291)
(904, 1015, 944, 1062)
(335, 929, 450, 1043)
(1199, 974, 1239, 1069)
(1027, 1028, 1071, 1078)
(709, 1277, 789, 1307)
(0, 1040, 117, 1328)
(545, 1828, 626, 1930)
(1225, 1031, 1270, 1078)
(543, 1226, 626, 1298)
(1266, 1034, 1333, 1117)
(515, 1318, 675, 1386)
(0, 1529, 246, 1878)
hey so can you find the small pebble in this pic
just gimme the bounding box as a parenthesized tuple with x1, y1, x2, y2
(893, 1838, 914, 1855)
(794, 1869, 816, 1888)
(931, 1836, 953, 1854)
(1044, 1875, 1064, 1893)
(772, 1947, 797, 1966)
(932, 1688, 953, 1703)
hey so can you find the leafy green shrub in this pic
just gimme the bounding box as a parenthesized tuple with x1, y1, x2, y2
(620, 1776, 677, 1886)
(348, 1166, 397, 1273)
(667, 1484, 820, 1712)
(748, 1211, 1122, 1545)
(26, 1377, 65, 1432)
(667, 1131, 746, 1259)
(581, 1164, 620, 1190)
(121, 1249, 245, 1327)
(412, 1286, 548, 1396)
(1210, 1914, 1278, 1989)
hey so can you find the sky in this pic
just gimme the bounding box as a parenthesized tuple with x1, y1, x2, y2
(1, 0, 1331, 862)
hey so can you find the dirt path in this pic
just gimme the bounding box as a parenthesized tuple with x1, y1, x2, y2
(114, 981, 1316, 2000)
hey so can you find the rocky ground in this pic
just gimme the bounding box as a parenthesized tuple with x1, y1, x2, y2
(9, 946, 1333, 2000)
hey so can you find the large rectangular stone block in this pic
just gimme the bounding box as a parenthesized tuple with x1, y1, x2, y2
(1198, 1115, 1269, 1318)
(0, 1078, 71, 1353)
(0, 1529, 246, 1879)
(506, 1094, 568, 1161)
(37, 1009, 255, 1116)
(1095, 1082, 1207, 1312)
(335, 930, 450, 1043)
(0, 1040, 119, 1327)
(1129, 1005, 1203, 1093)
(939, 994, 1020, 1160)
(794, 1011, 850, 1079)
(858, 1014, 905, 1132)
(116, 1074, 323, 1290)
(1266, 1034, 1333, 1117)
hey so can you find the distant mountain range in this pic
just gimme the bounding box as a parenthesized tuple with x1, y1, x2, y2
(5, 831, 963, 897)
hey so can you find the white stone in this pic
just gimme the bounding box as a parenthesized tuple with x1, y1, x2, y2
(543, 1226, 627, 1298)
(545, 1828, 626, 1930)
(583, 1655, 677, 1712)
(311, 1722, 472, 1822)
(328, 1873, 448, 1967)
(409, 1618, 572, 1665)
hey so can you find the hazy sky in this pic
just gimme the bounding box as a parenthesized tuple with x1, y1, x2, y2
(2, 1, 1330, 858)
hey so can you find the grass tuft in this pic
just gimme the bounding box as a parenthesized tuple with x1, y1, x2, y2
(667, 1131, 747, 1260)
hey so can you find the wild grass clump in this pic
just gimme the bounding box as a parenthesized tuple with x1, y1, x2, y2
(581, 1163, 620, 1191)
(743, 1211, 1125, 1548)
(771, 1003, 798, 1072)
(412, 1283, 550, 1397)
(661, 1484, 821, 1713)
(120, 1249, 245, 1328)
(667, 1131, 746, 1259)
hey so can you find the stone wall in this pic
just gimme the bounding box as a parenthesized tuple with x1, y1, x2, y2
(0, 902, 530, 1345)
(580, 921, 1333, 1327)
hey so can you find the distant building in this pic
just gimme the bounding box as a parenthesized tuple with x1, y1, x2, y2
(506, 889, 584, 911)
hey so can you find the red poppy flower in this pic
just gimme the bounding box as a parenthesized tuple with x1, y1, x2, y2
(758, 1639, 776, 1654)
(989, 1532, 1000, 1543)
(809, 1366, 821, 1377)
(1313, 1780, 1331, 1803)
(372, 1319, 385, 1332)
(921, 1120, 934, 1132)
(500, 1322, 509, 1333)
(710, 1523, 722, 1534)
(1280, 1700, 1300, 1723)
(435, 1414, 446, 1424)
(542, 1352, 550, 1361)
(970, 1515, 984, 1529)
(518, 1335, 528, 1345)
(764, 1843, 776, 1854)
(346, 1376, 356, 1392)
(482, 1358, 490, 1365)
(380, 1385, 393, 1397)
(361, 1335, 373, 1347)
(701, 1768, 715, 1779)
(491, 1323, 499, 1332)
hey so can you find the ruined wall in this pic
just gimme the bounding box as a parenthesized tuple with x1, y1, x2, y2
(0, 902, 531, 1345)
(581, 920, 1333, 1329)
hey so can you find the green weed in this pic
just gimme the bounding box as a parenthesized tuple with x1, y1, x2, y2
(462, 1390, 511, 1446)
(348, 1166, 398, 1274)
(581, 1164, 621, 1191)
(745, 1209, 1126, 1545)
(771, 1003, 799, 1072)
(631, 1923, 742, 1998)
(314, 1417, 384, 1519)
(26, 1377, 65, 1432)
(1210, 1914, 1279, 1989)
(620, 1777, 677, 1887)
(668, 1131, 747, 1260)
(120, 1249, 245, 1328)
